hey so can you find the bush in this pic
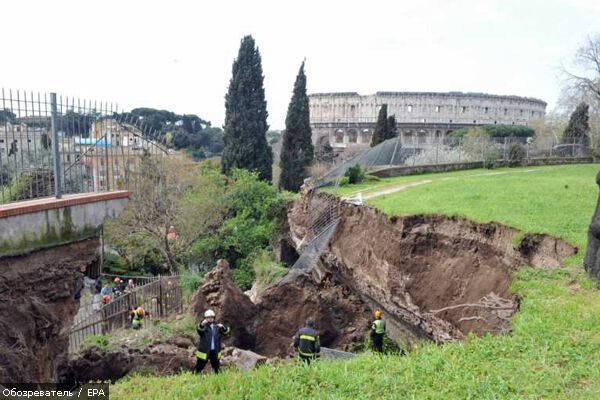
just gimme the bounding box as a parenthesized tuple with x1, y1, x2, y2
(232, 265, 254, 291)
(345, 164, 366, 184)
(252, 250, 287, 291)
(449, 125, 534, 138)
(508, 143, 526, 167)
(181, 269, 204, 298)
(483, 147, 500, 169)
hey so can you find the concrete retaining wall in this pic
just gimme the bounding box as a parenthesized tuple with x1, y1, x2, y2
(0, 192, 128, 257)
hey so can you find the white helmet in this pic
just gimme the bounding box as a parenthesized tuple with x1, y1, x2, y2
(204, 309, 216, 318)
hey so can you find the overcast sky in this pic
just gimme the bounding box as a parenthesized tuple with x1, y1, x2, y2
(1, 0, 599, 129)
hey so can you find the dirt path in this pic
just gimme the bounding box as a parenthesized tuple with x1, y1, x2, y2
(359, 180, 433, 200)
(348, 169, 541, 201)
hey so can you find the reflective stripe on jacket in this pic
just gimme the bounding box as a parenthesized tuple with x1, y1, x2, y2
(293, 326, 320, 357)
(372, 319, 385, 334)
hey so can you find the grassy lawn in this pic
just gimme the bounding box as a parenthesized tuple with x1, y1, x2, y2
(113, 164, 600, 399)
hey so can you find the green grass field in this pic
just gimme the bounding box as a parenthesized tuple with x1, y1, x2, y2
(113, 164, 600, 399)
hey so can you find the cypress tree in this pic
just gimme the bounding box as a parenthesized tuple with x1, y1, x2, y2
(386, 115, 398, 141)
(370, 104, 388, 147)
(222, 35, 272, 181)
(563, 102, 590, 147)
(279, 61, 314, 192)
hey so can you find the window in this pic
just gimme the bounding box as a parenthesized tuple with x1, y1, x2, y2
(504, 108, 508, 115)
(473, 120, 477, 124)
(449, 119, 453, 123)
(520, 109, 523, 115)
(531, 111, 535, 117)
(0, 139, 4, 143)
(66, 155, 70, 162)
(422, 118, 426, 123)
(484, 107, 489, 113)
(494, 121, 497, 124)
(435, 106, 441, 113)
(461, 106, 467, 113)
(407, 105, 413, 113)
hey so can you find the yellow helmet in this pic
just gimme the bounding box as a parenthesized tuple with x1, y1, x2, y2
(374, 310, 382, 319)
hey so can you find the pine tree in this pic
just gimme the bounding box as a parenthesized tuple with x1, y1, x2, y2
(563, 102, 590, 147)
(370, 104, 388, 147)
(279, 61, 314, 192)
(222, 35, 272, 181)
(386, 115, 398, 141)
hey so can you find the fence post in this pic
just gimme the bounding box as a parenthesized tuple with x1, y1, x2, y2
(458, 137, 461, 163)
(435, 137, 439, 164)
(158, 278, 164, 318)
(50, 93, 62, 198)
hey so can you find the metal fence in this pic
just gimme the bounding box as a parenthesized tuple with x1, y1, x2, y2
(0, 89, 167, 204)
(69, 275, 182, 353)
(319, 135, 592, 184)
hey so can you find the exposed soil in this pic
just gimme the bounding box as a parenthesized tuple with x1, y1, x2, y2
(188, 193, 576, 357)
(58, 336, 197, 385)
(0, 239, 99, 383)
(289, 193, 576, 344)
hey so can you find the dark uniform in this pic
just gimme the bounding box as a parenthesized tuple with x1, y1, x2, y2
(371, 318, 385, 352)
(293, 326, 320, 364)
(194, 321, 231, 374)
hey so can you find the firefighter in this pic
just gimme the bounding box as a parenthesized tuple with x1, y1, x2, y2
(371, 309, 385, 353)
(293, 318, 321, 364)
(131, 306, 147, 330)
(194, 309, 231, 374)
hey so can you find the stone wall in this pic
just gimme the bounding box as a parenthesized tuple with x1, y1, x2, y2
(310, 91, 546, 150)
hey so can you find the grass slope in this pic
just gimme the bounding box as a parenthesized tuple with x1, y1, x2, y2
(113, 164, 600, 400)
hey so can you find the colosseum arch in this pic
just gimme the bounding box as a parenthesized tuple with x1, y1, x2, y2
(361, 129, 371, 144)
(334, 129, 344, 144)
(347, 129, 358, 144)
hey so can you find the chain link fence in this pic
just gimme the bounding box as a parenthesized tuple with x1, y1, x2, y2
(0, 89, 167, 204)
(317, 134, 592, 185)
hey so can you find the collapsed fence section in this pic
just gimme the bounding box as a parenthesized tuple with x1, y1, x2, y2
(68, 275, 182, 353)
(0, 89, 167, 204)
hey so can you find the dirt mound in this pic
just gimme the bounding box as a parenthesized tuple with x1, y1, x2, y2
(191, 261, 258, 349)
(0, 239, 99, 383)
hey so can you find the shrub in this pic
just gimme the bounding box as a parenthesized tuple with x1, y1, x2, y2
(252, 249, 287, 292)
(483, 147, 500, 169)
(345, 164, 366, 184)
(181, 269, 204, 298)
(449, 125, 534, 138)
(508, 143, 526, 167)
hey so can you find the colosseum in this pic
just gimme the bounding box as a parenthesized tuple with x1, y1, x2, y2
(309, 91, 546, 150)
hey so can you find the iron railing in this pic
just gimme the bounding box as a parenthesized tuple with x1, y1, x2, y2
(69, 275, 182, 353)
(0, 89, 167, 204)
